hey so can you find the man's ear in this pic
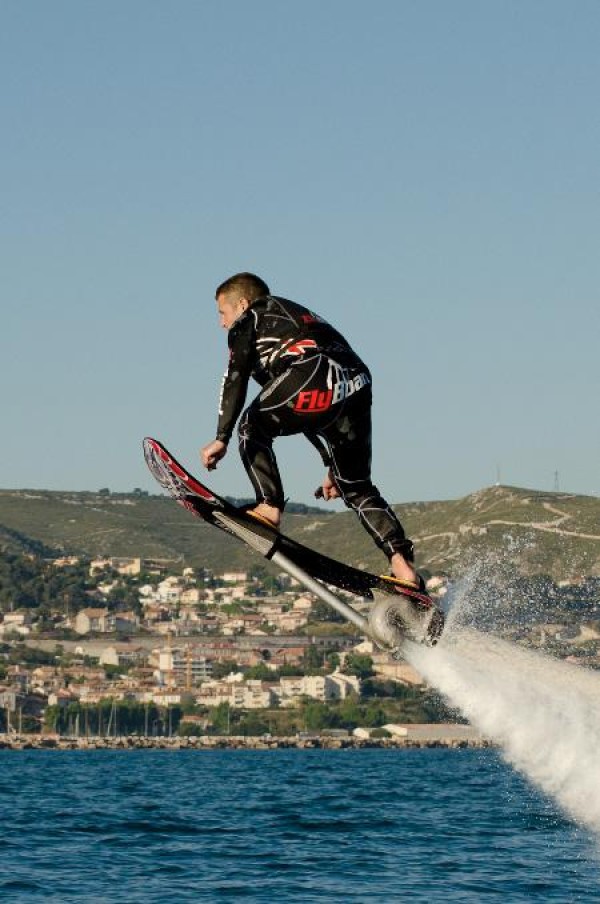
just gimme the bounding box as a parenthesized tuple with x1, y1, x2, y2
(239, 297, 250, 313)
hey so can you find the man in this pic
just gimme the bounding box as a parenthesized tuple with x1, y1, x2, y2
(201, 273, 419, 586)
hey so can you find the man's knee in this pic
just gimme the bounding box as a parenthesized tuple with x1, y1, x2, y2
(237, 407, 254, 442)
(239, 405, 267, 441)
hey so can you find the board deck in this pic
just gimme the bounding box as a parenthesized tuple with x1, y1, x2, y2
(143, 438, 440, 607)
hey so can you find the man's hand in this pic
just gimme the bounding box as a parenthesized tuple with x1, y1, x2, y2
(315, 469, 341, 501)
(201, 440, 227, 471)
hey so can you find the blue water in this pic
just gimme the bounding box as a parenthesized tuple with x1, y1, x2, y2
(1, 749, 598, 902)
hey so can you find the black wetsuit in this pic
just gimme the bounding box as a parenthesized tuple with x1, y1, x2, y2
(215, 295, 413, 562)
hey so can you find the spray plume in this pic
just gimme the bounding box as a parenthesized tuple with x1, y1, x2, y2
(405, 574, 600, 834)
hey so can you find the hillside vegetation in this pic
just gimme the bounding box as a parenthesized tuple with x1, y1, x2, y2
(1, 485, 599, 581)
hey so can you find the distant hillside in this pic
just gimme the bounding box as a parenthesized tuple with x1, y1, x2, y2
(0, 485, 599, 580)
(0, 525, 56, 558)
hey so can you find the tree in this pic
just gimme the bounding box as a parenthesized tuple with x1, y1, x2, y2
(303, 701, 339, 731)
(104, 664, 127, 681)
(326, 652, 341, 670)
(211, 702, 232, 734)
(343, 654, 374, 680)
(238, 711, 269, 736)
(179, 719, 204, 737)
(361, 678, 410, 698)
(244, 662, 273, 681)
(311, 599, 345, 623)
(337, 697, 363, 729)
(303, 644, 325, 673)
(211, 660, 240, 680)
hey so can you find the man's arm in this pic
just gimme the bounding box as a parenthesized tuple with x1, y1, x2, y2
(201, 314, 255, 471)
(304, 434, 342, 501)
(215, 314, 255, 444)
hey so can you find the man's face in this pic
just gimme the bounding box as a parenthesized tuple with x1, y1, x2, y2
(216, 292, 247, 330)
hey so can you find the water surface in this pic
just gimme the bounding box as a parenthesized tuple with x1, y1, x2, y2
(0, 749, 597, 902)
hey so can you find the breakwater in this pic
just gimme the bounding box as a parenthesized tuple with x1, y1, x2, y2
(0, 726, 490, 751)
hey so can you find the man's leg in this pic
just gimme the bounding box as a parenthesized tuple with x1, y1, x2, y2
(237, 403, 285, 526)
(236, 359, 328, 526)
(320, 391, 417, 583)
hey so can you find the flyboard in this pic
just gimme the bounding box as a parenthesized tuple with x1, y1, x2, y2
(143, 438, 444, 654)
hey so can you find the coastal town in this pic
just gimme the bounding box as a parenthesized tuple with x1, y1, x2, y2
(0, 552, 452, 744)
(1, 547, 598, 748)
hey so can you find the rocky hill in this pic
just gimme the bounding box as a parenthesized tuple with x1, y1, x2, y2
(1, 485, 599, 581)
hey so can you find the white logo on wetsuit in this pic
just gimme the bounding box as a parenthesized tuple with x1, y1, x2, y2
(331, 371, 370, 404)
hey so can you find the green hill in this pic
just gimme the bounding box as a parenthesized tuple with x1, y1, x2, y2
(0, 485, 599, 580)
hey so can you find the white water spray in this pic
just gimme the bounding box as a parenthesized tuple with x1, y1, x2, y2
(405, 584, 600, 834)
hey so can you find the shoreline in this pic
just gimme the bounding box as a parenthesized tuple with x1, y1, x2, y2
(0, 726, 492, 751)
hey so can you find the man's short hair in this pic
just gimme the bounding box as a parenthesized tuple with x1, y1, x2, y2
(215, 272, 270, 303)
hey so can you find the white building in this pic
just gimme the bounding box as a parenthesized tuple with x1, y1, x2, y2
(155, 646, 212, 687)
(195, 679, 275, 709)
(157, 577, 183, 604)
(0, 611, 33, 637)
(98, 644, 148, 668)
(89, 557, 141, 576)
(75, 608, 110, 635)
(221, 571, 248, 583)
(278, 672, 359, 705)
(180, 587, 201, 605)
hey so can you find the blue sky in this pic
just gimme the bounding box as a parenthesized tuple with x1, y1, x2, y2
(2, 1, 598, 503)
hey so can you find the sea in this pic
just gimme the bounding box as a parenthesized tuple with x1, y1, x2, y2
(3, 564, 600, 903)
(0, 747, 598, 903)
